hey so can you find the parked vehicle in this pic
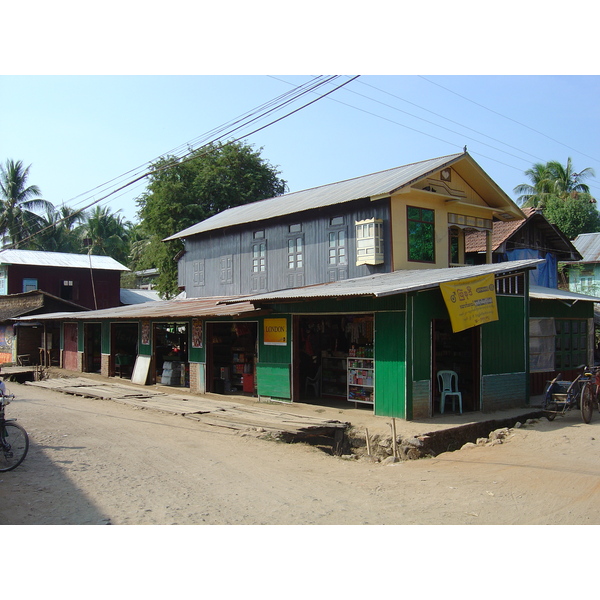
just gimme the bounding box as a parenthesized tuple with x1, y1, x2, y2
(543, 365, 600, 424)
(0, 392, 29, 471)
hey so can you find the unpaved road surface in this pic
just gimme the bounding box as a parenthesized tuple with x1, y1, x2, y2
(2, 381, 600, 525)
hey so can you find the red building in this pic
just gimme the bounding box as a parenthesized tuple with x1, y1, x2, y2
(0, 249, 128, 310)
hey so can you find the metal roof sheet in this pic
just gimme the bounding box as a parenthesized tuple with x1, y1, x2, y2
(15, 295, 264, 322)
(120, 289, 161, 305)
(222, 260, 544, 304)
(571, 232, 600, 263)
(529, 285, 600, 302)
(0, 249, 129, 271)
(165, 153, 468, 241)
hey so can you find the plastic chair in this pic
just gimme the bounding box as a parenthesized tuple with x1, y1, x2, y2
(437, 370, 463, 414)
(305, 366, 322, 397)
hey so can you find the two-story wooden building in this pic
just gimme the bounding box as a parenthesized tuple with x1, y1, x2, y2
(167, 151, 523, 295)
(22, 150, 576, 420)
(0, 249, 128, 366)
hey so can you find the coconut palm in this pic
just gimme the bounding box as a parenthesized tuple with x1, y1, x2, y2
(513, 162, 554, 208)
(515, 158, 596, 208)
(546, 157, 595, 199)
(31, 205, 85, 253)
(78, 205, 131, 265)
(0, 159, 54, 247)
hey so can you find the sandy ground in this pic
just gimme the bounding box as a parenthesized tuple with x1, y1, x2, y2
(2, 379, 600, 526)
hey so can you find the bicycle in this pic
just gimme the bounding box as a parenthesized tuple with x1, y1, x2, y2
(544, 365, 599, 424)
(0, 392, 29, 472)
(580, 366, 600, 424)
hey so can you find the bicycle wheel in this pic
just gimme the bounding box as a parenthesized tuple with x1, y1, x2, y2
(580, 382, 594, 424)
(545, 402, 558, 421)
(0, 422, 29, 471)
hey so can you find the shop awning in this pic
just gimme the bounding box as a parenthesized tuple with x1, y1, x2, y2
(14, 296, 268, 322)
(221, 260, 544, 304)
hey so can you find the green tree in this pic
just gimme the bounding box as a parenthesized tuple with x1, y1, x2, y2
(0, 159, 54, 247)
(135, 141, 287, 297)
(543, 194, 600, 240)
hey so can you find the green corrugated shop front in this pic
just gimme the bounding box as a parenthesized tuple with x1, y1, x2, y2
(373, 311, 406, 418)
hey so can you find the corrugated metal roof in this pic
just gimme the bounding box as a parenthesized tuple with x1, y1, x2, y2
(120, 289, 161, 305)
(222, 260, 544, 304)
(165, 153, 469, 241)
(0, 249, 129, 271)
(529, 285, 600, 302)
(571, 232, 600, 263)
(15, 295, 265, 322)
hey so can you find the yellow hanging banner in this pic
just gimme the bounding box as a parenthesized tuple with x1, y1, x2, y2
(439, 274, 499, 333)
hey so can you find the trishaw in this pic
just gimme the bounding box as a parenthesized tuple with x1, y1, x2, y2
(543, 365, 600, 424)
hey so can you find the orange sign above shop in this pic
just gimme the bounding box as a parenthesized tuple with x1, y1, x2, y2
(264, 318, 288, 346)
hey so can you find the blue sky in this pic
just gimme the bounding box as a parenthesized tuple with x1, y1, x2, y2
(2, 3, 599, 231)
(3, 0, 595, 581)
(2, 74, 599, 228)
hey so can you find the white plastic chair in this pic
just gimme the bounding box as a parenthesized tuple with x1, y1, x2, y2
(437, 370, 463, 414)
(305, 366, 322, 397)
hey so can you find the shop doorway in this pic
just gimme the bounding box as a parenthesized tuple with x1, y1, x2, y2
(294, 315, 374, 406)
(111, 322, 138, 378)
(153, 322, 189, 387)
(84, 323, 102, 373)
(432, 319, 480, 413)
(206, 322, 257, 395)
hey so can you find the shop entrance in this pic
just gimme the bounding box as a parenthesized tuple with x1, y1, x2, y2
(84, 323, 101, 373)
(294, 315, 374, 407)
(153, 322, 189, 387)
(432, 319, 480, 413)
(206, 322, 257, 395)
(111, 322, 138, 378)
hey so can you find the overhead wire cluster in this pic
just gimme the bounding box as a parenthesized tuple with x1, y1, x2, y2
(269, 75, 600, 196)
(13, 75, 358, 249)
(12, 74, 598, 249)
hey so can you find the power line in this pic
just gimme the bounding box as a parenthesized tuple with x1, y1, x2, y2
(419, 75, 600, 166)
(357, 79, 547, 164)
(9, 76, 359, 249)
(271, 75, 600, 196)
(58, 76, 341, 219)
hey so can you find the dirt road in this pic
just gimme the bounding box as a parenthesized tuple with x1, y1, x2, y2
(2, 380, 600, 525)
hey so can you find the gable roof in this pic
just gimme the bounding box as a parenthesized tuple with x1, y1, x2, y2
(165, 152, 524, 241)
(465, 207, 581, 260)
(569, 232, 600, 263)
(0, 249, 129, 271)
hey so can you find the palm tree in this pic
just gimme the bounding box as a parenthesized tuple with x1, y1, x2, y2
(31, 205, 85, 253)
(78, 205, 131, 265)
(515, 158, 596, 208)
(546, 157, 595, 199)
(513, 162, 554, 208)
(0, 159, 54, 247)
